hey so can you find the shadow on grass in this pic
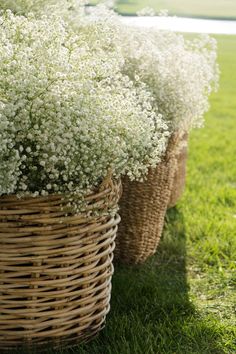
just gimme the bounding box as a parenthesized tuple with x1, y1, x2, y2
(52, 207, 226, 354)
(13, 208, 228, 354)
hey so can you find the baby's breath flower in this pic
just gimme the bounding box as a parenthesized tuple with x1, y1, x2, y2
(0, 0, 87, 16)
(86, 6, 219, 132)
(137, 7, 156, 17)
(0, 10, 168, 207)
(119, 24, 219, 131)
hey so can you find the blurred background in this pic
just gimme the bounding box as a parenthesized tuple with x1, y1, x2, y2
(89, 0, 236, 19)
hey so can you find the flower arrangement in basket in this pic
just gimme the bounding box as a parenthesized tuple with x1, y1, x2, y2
(120, 23, 219, 208)
(0, 7, 169, 350)
(88, 6, 219, 264)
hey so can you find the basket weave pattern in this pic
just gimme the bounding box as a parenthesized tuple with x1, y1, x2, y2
(115, 135, 179, 264)
(0, 179, 121, 349)
(168, 132, 188, 208)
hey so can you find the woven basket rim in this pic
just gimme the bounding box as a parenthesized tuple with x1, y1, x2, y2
(0, 176, 121, 202)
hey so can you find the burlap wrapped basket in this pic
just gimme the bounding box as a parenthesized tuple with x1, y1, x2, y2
(115, 134, 180, 265)
(0, 176, 121, 351)
(168, 132, 188, 208)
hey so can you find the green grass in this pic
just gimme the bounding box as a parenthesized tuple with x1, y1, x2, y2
(14, 36, 236, 354)
(89, 0, 236, 19)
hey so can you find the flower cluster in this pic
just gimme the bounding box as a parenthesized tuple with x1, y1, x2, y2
(87, 5, 219, 132)
(0, 10, 168, 200)
(121, 27, 219, 131)
(0, 0, 86, 15)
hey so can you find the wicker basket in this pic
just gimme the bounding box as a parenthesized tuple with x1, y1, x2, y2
(0, 177, 121, 350)
(168, 132, 188, 208)
(115, 135, 179, 265)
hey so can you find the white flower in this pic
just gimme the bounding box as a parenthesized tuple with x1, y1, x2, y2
(0, 10, 168, 208)
(119, 25, 219, 131)
(0, 0, 86, 16)
(85, 6, 219, 132)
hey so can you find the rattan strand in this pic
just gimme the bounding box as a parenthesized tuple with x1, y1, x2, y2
(115, 135, 180, 265)
(0, 177, 121, 350)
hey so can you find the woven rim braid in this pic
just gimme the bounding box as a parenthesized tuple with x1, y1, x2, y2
(0, 177, 121, 350)
(115, 135, 179, 265)
(168, 132, 188, 208)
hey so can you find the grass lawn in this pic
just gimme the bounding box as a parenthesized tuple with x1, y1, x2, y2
(38, 35, 236, 354)
(89, 0, 236, 19)
(15, 36, 236, 354)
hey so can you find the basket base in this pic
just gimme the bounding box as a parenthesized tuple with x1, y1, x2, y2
(1, 325, 103, 353)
